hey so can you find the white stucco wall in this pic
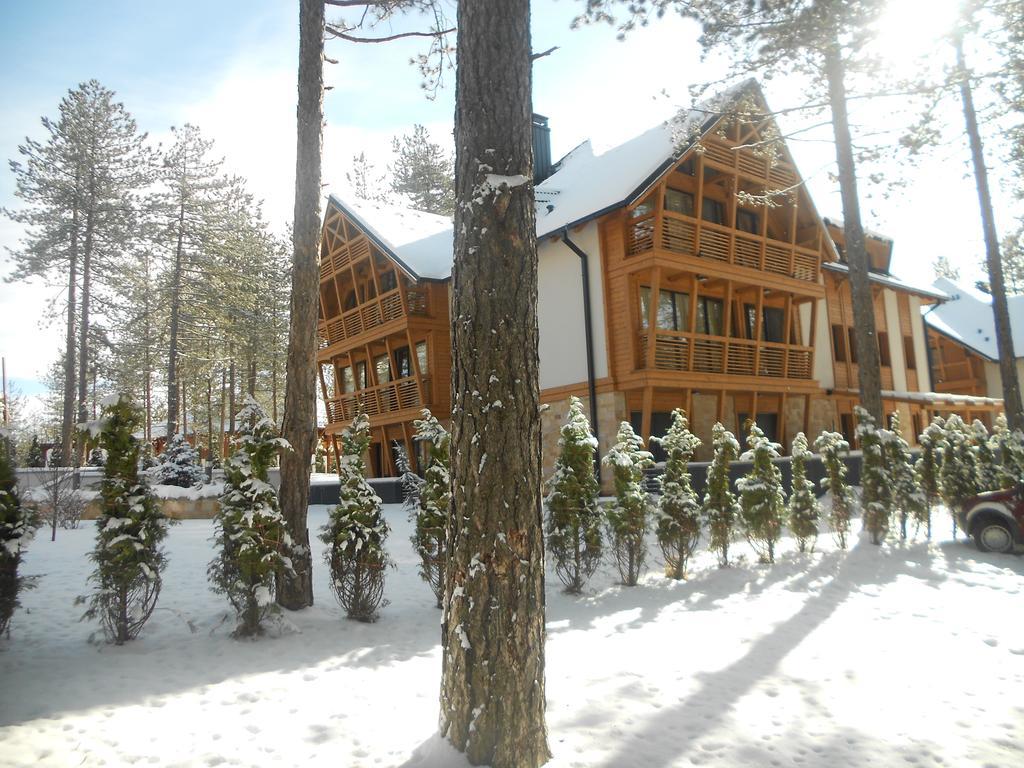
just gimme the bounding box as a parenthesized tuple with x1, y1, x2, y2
(909, 296, 931, 392)
(984, 359, 1024, 400)
(537, 222, 609, 390)
(883, 289, 908, 392)
(805, 298, 834, 389)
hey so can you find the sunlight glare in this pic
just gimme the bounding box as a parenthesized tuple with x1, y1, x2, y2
(874, 0, 963, 70)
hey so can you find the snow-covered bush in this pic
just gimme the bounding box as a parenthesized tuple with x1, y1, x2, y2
(546, 396, 602, 592)
(411, 409, 449, 607)
(815, 431, 853, 549)
(787, 433, 819, 553)
(87, 447, 106, 467)
(25, 435, 44, 468)
(940, 415, 980, 520)
(888, 411, 926, 541)
(602, 421, 653, 586)
(1, 429, 34, 637)
(856, 406, 890, 545)
(737, 423, 785, 563)
(152, 433, 203, 488)
(652, 409, 701, 579)
(702, 422, 741, 566)
(915, 416, 946, 539)
(971, 419, 1000, 492)
(209, 398, 293, 638)
(140, 443, 158, 470)
(395, 443, 425, 514)
(990, 414, 1024, 489)
(322, 407, 390, 621)
(80, 395, 171, 645)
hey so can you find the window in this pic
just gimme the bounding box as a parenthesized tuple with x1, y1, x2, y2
(343, 290, 357, 311)
(847, 327, 858, 363)
(394, 346, 412, 379)
(840, 413, 856, 446)
(736, 208, 760, 235)
(701, 197, 725, 225)
(380, 270, 397, 293)
(697, 297, 724, 335)
(640, 287, 691, 332)
(664, 188, 695, 216)
(355, 361, 368, 390)
(338, 365, 354, 395)
(631, 198, 654, 218)
(832, 325, 846, 362)
(629, 411, 674, 463)
(416, 341, 428, 375)
(904, 336, 916, 370)
(737, 413, 779, 443)
(745, 305, 785, 342)
(878, 332, 891, 367)
(374, 354, 391, 384)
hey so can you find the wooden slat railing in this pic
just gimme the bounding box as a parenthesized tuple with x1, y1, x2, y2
(639, 330, 814, 380)
(325, 376, 428, 424)
(320, 288, 408, 348)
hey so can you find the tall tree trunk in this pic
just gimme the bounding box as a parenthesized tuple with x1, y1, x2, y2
(439, 2, 550, 766)
(77, 198, 96, 463)
(824, 41, 883, 425)
(219, 367, 227, 459)
(166, 190, 186, 437)
(248, 356, 257, 398)
(956, 33, 1024, 428)
(277, 0, 323, 611)
(61, 176, 80, 467)
(228, 356, 236, 434)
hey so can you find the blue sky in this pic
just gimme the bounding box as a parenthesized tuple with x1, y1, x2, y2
(0, 0, 1016, 412)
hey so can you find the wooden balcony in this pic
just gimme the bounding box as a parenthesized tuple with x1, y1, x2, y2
(626, 210, 819, 284)
(638, 330, 813, 380)
(318, 287, 430, 350)
(325, 375, 430, 424)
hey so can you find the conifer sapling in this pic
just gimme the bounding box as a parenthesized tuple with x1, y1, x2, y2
(856, 406, 891, 546)
(915, 416, 946, 539)
(888, 411, 926, 541)
(990, 413, 1024, 489)
(152, 433, 204, 488)
(411, 409, 449, 607)
(209, 398, 294, 638)
(652, 409, 701, 579)
(81, 395, 171, 644)
(602, 421, 653, 586)
(1, 429, 34, 637)
(972, 419, 1000, 492)
(940, 415, 980, 530)
(737, 423, 785, 564)
(787, 432, 819, 553)
(815, 430, 853, 549)
(703, 422, 741, 566)
(322, 406, 391, 621)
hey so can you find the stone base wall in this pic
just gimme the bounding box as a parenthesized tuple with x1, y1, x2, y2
(81, 496, 221, 521)
(541, 390, 626, 495)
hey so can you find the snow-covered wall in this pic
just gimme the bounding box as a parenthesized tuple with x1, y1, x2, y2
(884, 289, 908, 392)
(909, 295, 931, 392)
(537, 222, 609, 390)
(805, 298, 834, 389)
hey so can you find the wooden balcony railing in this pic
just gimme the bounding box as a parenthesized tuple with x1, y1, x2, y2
(638, 330, 813, 380)
(626, 210, 819, 284)
(319, 287, 429, 349)
(325, 375, 430, 424)
(321, 238, 370, 280)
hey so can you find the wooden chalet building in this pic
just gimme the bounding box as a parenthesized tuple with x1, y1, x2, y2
(318, 81, 993, 479)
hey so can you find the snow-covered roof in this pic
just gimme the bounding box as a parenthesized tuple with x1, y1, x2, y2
(822, 261, 947, 301)
(328, 195, 454, 281)
(822, 216, 895, 245)
(925, 277, 1024, 361)
(326, 81, 757, 281)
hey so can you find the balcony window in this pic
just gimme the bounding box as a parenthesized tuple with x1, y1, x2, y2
(394, 346, 412, 379)
(745, 305, 785, 343)
(355, 361, 368, 390)
(736, 208, 760, 235)
(380, 270, 397, 293)
(631, 197, 654, 218)
(343, 290, 357, 311)
(697, 297, 723, 335)
(904, 336, 916, 370)
(665, 188, 694, 216)
(375, 354, 392, 384)
(416, 341, 428, 375)
(701, 198, 725, 225)
(341, 365, 356, 394)
(878, 331, 891, 367)
(847, 327, 858, 363)
(640, 286, 690, 331)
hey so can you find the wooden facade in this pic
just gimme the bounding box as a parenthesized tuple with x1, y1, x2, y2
(317, 201, 451, 476)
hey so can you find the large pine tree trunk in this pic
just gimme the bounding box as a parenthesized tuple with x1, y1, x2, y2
(276, 0, 322, 611)
(77, 202, 96, 463)
(439, 2, 550, 765)
(956, 34, 1024, 428)
(61, 179, 80, 467)
(166, 196, 186, 437)
(824, 42, 884, 424)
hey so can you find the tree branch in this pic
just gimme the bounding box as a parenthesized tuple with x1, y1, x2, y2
(530, 46, 559, 61)
(325, 23, 454, 44)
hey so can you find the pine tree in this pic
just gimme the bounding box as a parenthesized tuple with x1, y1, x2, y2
(209, 398, 293, 638)
(856, 406, 890, 545)
(652, 409, 701, 579)
(25, 435, 44, 468)
(602, 421, 653, 586)
(915, 417, 947, 539)
(321, 407, 390, 621)
(546, 396, 602, 592)
(702, 422, 741, 566)
(152, 433, 203, 488)
(787, 432, 819, 554)
(815, 431, 854, 549)
(412, 409, 449, 607)
(396, 443, 425, 514)
(990, 413, 1024, 489)
(971, 419, 1000, 491)
(347, 151, 389, 203)
(80, 395, 170, 644)
(737, 423, 785, 564)
(887, 412, 926, 541)
(390, 124, 455, 215)
(0, 428, 34, 637)
(940, 414, 981, 522)
(87, 447, 105, 467)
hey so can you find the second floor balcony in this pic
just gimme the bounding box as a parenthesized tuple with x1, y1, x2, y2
(638, 329, 813, 380)
(319, 287, 430, 350)
(324, 375, 432, 426)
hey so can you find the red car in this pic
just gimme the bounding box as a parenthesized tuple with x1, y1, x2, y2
(958, 485, 1024, 554)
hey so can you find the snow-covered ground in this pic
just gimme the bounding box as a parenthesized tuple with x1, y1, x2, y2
(2, 505, 1023, 768)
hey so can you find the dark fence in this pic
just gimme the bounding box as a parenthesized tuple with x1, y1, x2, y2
(308, 477, 404, 506)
